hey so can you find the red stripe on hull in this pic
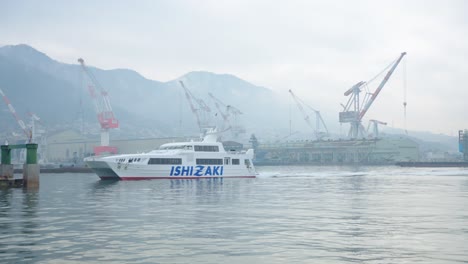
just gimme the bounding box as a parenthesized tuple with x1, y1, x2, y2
(119, 176, 256, 181)
(99, 176, 120, 180)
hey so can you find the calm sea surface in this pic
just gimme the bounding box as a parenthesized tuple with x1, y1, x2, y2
(1, 166, 468, 263)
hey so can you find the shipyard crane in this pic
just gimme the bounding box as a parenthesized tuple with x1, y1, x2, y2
(179, 80, 213, 135)
(208, 93, 245, 137)
(339, 52, 406, 138)
(78, 58, 119, 155)
(367, 119, 387, 139)
(289, 89, 329, 140)
(0, 87, 31, 142)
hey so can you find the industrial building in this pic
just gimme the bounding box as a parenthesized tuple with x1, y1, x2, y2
(44, 129, 188, 164)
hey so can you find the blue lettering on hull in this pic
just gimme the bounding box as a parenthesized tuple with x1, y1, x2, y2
(170, 166, 224, 176)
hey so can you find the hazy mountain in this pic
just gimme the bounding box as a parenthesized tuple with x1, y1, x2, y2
(0, 44, 286, 140)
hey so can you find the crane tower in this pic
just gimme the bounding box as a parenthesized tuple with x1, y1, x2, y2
(339, 52, 406, 138)
(78, 58, 119, 156)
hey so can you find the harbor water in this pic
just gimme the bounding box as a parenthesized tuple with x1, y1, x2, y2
(1, 166, 468, 263)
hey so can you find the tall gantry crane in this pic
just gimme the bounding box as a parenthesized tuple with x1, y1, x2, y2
(179, 81, 213, 135)
(78, 58, 119, 155)
(289, 89, 329, 140)
(208, 92, 245, 137)
(0, 87, 31, 142)
(339, 52, 406, 138)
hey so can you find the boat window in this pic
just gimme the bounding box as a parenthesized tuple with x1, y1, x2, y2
(148, 158, 182, 165)
(196, 159, 223, 165)
(232, 159, 240, 165)
(224, 157, 230, 165)
(194, 145, 219, 152)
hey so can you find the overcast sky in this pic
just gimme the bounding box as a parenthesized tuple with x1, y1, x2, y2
(1, 0, 467, 135)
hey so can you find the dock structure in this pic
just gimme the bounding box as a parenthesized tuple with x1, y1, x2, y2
(254, 137, 419, 165)
(0, 143, 39, 188)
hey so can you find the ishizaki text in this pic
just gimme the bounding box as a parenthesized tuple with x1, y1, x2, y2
(170, 165, 224, 176)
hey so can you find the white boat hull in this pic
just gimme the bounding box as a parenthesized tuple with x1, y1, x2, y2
(85, 160, 121, 180)
(114, 165, 255, 180)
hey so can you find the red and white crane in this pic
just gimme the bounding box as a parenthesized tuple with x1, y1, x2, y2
(339, 52, 406, 138)
(179, 80, 213, 134)
(0, 87, 31, 142)
(78, 58, 119, 155)
(289, 89, 329, 140)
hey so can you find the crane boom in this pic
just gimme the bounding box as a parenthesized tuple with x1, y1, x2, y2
(179, 81, 212, 133)
(208, 93, 245, 138)
(180, 80, 203, 131)
(0, 87, 31, 140)
(289, 89, 329, 140)
(208, 92, 229, 125)
(359, 52, 406, 120)
(78, 58, 119, 129)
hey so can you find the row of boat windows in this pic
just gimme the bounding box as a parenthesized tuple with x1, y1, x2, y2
(194, 146, 219, 152)
(117, 158, 142, 163)
(162, 145, 192, 150)
(196, 159, 223, 165)
(147, 158, 242, 165)
(160, 145, 219, 152)
(148, 158, 182, 165)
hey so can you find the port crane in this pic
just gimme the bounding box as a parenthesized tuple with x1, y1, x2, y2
(78, 58, 119, 155)
(339, 52, 406, 138)
(289, 89, 329, 140)
(367, 119, 387, 139)
(179, 80, 213, 135)
(208, 93, 245, 138)
(0, 87, 31, 142)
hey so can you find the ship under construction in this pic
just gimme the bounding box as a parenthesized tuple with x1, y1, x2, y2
(252, 136, 419, 165)
(252, 52, 420, 165)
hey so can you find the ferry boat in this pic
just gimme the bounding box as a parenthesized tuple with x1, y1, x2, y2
(84, 132, 257, 180)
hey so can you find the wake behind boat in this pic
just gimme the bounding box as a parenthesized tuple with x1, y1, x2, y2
(84, 132, 257, 180)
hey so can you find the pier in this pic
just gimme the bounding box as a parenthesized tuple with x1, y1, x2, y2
(0, 143, 39, 188)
